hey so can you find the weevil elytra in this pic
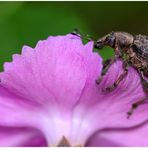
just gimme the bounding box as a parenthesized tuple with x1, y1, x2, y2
(71, 31, 148, 118)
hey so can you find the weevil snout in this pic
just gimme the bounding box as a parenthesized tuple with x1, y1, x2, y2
(94, 41, 105, 49)
(95, 32, 116, 49)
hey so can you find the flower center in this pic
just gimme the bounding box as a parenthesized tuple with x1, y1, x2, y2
(57, 136, 82, 147)
(57, 136, 71, 147)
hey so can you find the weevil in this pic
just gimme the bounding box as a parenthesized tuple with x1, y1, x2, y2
(71, 31, 148, 118)
(94, 31, 148, 118)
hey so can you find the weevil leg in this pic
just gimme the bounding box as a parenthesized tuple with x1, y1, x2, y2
(141, 79, 148, 93)
(139, 70, 148, 93)
(104, 61, 129, 92)
(96, 57, 117, 85)
(127, 70, 148, 118)
(127, 98, 148, 119)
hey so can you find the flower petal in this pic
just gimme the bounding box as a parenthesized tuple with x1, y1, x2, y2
(0, 86, 47, 146)
(0, 34, 90, 110)
(0, 34, 102, 146)
(93, 60, 147, 127)
(0, 126, 46, 146)
(70, 60, 148, 145)
(0, 33, 147, 146)
(86, 120, 148, 146)
(0, 86, 40, 127)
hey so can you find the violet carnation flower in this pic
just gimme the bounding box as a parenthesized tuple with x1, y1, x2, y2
(0, 34, 148, 146)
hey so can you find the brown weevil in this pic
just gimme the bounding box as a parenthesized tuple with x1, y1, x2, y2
(71, 30, 148, 118)
(94, 31, 148, 118)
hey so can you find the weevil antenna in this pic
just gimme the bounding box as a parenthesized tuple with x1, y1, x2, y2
(71, 28, 93, 41)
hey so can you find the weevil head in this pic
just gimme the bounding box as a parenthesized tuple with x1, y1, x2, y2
(95, 31, 134, 57)
(95, 32, 116, 49)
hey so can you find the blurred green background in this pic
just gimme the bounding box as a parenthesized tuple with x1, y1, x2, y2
(0, 2, 148, 71)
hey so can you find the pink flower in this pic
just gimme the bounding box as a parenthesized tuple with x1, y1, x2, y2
(0, 34, 148, 146)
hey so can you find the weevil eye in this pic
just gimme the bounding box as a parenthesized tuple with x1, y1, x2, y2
(106, 32, 116, 48)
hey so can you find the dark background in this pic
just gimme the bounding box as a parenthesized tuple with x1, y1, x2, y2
(0, 2, 148, 71)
